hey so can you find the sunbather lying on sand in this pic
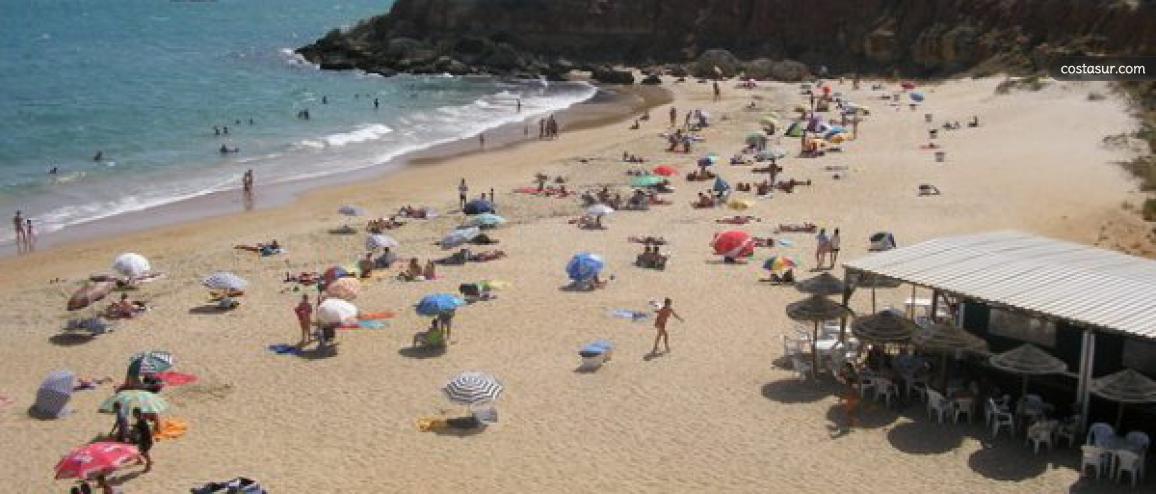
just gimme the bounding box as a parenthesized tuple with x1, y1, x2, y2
(570, 214, 605, 230)
(367, 217, 405, 232)
(752, 164, 782, 174)
(691, 192, 716, 209)
(104, 293, 147, 319)
(919, 142, 941, 150)
(470, 250, 506, 262)
(397, 206, 432, 219)
(716, 215, 761, 225)
(284, 272, 319, 285)
(775, 179, 812, 193)
(233, 240, 282, 256)
(775, 222, 817, 233)
(469, 233, 499, 245)
(918, 184, 942, 196)
(686, 169, 716, 181)
(628, 235, 667, 245)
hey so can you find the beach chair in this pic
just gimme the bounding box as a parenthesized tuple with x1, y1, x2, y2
(1113, 450, 1143, 486)
(989, 398, 1016, 438)
(1087, 422, 1115, 447)
(1081, 445, 1107, 479)
(926, 389, 950, 424)
(1026, 421, 1055, 454)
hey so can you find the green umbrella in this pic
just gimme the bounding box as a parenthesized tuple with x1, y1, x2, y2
(99, 390, 169, 414)
(631, 175, 665, 188)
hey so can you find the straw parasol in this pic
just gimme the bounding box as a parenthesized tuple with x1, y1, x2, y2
(786, 295, 853, 372)
(795, 272, 846, 296)
(851, 310, 917, 344)
(1089, 369, 1156, 428)
(988, 344, 1067, 395)
(913, 323, 989, 390)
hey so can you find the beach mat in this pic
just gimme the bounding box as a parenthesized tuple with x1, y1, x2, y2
(155, 372, 198, 387)
(154, 418, 188, 441)
(338, 320, 388, 331)
(267, 344, 301, 356)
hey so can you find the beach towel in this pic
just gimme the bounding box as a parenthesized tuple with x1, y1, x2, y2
(154, 418, 188, 441)
(155, 372, 198, 387)
(359, 311, 396, 320)
(338, 320, 388, 330)
(776, 238, 795, 247)
(609, 309, 650, 322)
(267, 344, 301, 356)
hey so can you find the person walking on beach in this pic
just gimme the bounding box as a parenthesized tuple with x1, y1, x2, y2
(828, 228, 841, 268)
(712, 81, 721, 102)
(12, 211, 26, 251)
(669, 106, 677, 127)
(132, 408, 153, 473)
(538, 119, 545, 139)
(458, 179, 469, 209)
(479, 133, 485, 149)
(490, 187, 495, 206)
(815, 228, 830, 269)
(516, 98, 521, 113)
(242, 169, 253, 195)
(295, 294, 313, 345)
(24, 219, 34, 252)
(651, 298, 684, 355)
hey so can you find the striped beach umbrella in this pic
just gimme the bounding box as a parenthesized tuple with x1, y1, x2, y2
(443, 371, 504, 406)
(99, 390, 169, 414)
(127, 351, 174, 376)
(763, 255, 798, 273)
(54, 442, 141, 480)
(202, 272, 248, 292)
(365, 233, 399, 251)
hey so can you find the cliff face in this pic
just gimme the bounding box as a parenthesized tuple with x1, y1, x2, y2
(298, 0, 1156, 79)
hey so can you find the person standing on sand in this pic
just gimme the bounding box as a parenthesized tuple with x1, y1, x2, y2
(538, 119, 545, 139)
(479, 133, 485, 149)
(13, 210, 25, 251)
(458, 179, 468, 209)
(651, 298, 684, 355)
(815, 228, 830, 269)
(516, 98, 521, 113)
(713, 81, 721, 102)
(669, 106, 677, 127)
(132, 408, 153, 473)
(295, 294, 313, 344)
(242, 169, 253, 194)
(490, 188, 495, 206)
(829, 228, 841, 268)
(24, 219, 34, 252)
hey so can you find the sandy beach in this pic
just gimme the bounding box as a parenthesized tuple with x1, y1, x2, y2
(2, 75, 1152, 493)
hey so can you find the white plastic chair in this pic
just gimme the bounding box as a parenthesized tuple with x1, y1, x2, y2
(874, 377, 899, 408)
(1114, 450, 1143, 487)
(952, 397, 974, 424)
(1081, 445, 1107, 479)
(906, 376, 928, 404)
(989, 398, 1015, 438)
(1055, 415, 1080, 448)
(858, 376, 877, 399)
(926, 389, 950, 424)
(1026, 421, 1055, 454)
(790, 355, 813, 380)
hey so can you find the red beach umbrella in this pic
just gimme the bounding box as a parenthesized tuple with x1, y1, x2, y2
(652, 165, 678, 177)
(711, 230, 755, 258)
(54, 442, 141, 480)
(900, 81, 916, 90)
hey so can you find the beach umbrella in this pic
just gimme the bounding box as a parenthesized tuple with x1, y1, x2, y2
(443, 371, 504, 406)
(1090, 369, 1156, 428)
(365, 233, 399, 251)
(566, 252, 605, 282)
(901, 81, 916, 90)
(851, 310, 917, 344)
(416, 293, 465, 317)
(630, 175, 664, 188)
(202, 272, 248, 292)
(763, 255, 798, 273)
(759, 116, 780, 129)
(989, 344, 1068, 395)
(99, 390, 169, 414)
(318, 298, 358, 325)
(463, 213, 506, 228)
(127, 351, 174, 377)
(757, 147, 787, 161)
(913, 322, 989, 390)
(711, 230, 754, 259)
(909, 92, 925, 102)
(795, 272, 846, 297)
(441, 226, 481, 248)
(34, 370, 75, 419)
(463, 199, 494, 215)
(68, 281, 115, 311)
(787, 295, 854, 372)
(338, 205, 365, 217)
(322, 266, 349, 285)
(324, 277, 361, 301)
(652, 165, 678, 177)
(745, 133, 768, 146)
(713, 177, 731, 193)
(111, 253, 150, 279)
(54, 442, 141, 480)
(586, 204, 615, 217)
(785, 121, 805, 137)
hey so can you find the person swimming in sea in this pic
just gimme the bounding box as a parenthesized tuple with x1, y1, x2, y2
(219, 144, 239, 154)
(92, 150, 103, 162)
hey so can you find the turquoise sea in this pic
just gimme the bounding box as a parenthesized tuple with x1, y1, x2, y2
(0, 0, 595, 244)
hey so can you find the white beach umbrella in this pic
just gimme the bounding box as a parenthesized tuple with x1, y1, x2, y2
(365, 234, 399, 251)
(586, 204, 615, 217)
(112, 253, 151, 279)
(202, 272, 248, 292)
(318, 298, 358, 325)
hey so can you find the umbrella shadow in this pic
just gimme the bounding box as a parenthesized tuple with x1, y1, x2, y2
(431, 426, 487, 437)
(295, 345, 338, 360)
(558, 283, 597, 292)
(703, 259, 750, 266)
(187, 305, 232, 315)
(49, 332, 96, 347)
(760, 378, 836, 404)
(825, 401, 900, 430)
(886, 419, 965, 455)
(27, 405, 72, 421)
(398, 345, 446, 359)
(966, 442, 1052, 481)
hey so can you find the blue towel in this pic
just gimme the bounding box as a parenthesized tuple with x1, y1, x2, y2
(609, 309, 649, 322)
(267, 344, 301, 355)
(359, 320, 387, 330)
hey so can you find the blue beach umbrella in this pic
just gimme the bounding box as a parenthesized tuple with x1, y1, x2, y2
(463, 199, 494, 215)
(713, 177, 731, 193)
(416, 294, 466, 316)
(464, 213, 506, 228)
(909, 92, 925, 102)
(566, 252, 605, 282)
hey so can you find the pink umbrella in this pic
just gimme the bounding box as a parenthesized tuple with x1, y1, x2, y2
(711, 230, 755, 258)
(54, 442, 141, 480)
(652, 165, 678, 177)
(325, 277, 361, 301)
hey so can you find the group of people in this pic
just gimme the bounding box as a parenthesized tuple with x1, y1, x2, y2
(11, 210, 35, 254)
(538, 114, 560, 139)
(814, 227, 842, 269)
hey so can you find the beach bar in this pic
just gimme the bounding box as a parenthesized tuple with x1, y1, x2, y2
(841, 231, 1156, 434)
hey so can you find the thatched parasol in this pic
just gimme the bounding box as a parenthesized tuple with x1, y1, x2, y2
(851, 310, 917, 344)
(1090, 369, 1156, 428)
(913, 323, 989, 390)
(786, 295, 853, 373)
(989, 344, 1067, 396)
(795, 272, 846, 297)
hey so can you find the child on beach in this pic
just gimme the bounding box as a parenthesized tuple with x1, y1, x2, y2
(295, 294, 312, 344)
(651, 298, 684, 355)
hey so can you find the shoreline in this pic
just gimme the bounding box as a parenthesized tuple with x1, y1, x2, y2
(1, 84, 671, 259)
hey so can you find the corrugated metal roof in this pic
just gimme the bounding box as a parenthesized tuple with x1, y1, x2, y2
(843, 231, 1156, 340)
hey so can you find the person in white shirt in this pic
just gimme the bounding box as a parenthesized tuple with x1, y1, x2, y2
(829, 228, 842, 268)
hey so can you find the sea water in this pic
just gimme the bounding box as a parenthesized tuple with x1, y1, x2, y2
(0, 0, 595, 244)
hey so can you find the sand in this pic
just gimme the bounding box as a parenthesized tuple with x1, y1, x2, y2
(0, 76, 1151, 493)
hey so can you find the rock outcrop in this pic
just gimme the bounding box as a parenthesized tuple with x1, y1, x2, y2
(297, 0, 1156, 80)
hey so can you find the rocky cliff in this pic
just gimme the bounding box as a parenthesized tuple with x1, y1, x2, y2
(298, 0, 1156, 81)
